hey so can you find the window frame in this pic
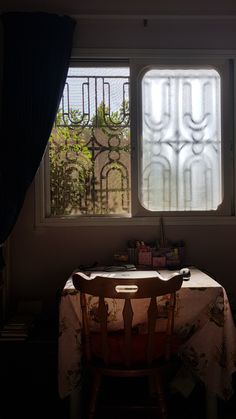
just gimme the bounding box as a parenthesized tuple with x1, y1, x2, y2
(35, 49, 236, 227)
(46, 62, 131, 218)
(130, 56, 233, 218)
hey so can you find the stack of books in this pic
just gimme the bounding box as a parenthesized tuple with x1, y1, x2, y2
(0, 314, 34, 341)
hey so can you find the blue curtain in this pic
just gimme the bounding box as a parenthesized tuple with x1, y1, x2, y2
(0, 12, 75, 267)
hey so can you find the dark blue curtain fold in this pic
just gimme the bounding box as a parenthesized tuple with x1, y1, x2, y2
(0, 12, 75, 265)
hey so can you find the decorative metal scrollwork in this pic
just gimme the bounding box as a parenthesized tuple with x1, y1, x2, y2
(141, 69, 221, 211)
(49, 70, 130, 216)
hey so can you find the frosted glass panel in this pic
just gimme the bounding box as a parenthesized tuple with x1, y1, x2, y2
(140, 68, 221, 211)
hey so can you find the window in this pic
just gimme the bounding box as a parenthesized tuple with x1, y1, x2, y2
(140, 68, 222, 211)
(48, 66, 130, 217)
(36, 54, 233, 225)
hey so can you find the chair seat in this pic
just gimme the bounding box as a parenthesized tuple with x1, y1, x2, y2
(90, 331, 182, 366)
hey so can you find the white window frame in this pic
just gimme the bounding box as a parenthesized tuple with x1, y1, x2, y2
(130, 56, 232, 217)
(35, 49, 236, 227)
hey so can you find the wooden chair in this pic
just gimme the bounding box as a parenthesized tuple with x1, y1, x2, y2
(72, 271, 185, 419)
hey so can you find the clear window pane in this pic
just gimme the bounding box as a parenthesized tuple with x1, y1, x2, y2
(140, 68, 222, 211)
(49, 67, 130, 216)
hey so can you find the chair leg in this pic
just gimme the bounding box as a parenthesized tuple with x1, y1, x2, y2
(88, 372, 102, 419)
(148, 375, 156, 398)
(155, 375, 168, 419)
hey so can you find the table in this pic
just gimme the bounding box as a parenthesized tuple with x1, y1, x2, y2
(58, 267, 236, 417)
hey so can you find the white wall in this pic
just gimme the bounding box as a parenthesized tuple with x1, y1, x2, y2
(3, 0, 236, 320)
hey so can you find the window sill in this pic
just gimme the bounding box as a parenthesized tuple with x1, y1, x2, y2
(34, 215, 236, 228)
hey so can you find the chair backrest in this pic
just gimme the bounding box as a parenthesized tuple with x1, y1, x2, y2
(72, 272, 184, 368)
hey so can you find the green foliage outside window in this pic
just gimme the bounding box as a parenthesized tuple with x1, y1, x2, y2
(49, 110, 92, 215)
(49, 101, 130, 216)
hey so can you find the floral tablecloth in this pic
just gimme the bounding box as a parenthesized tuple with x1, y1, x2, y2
(58, 267, 236, 400)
